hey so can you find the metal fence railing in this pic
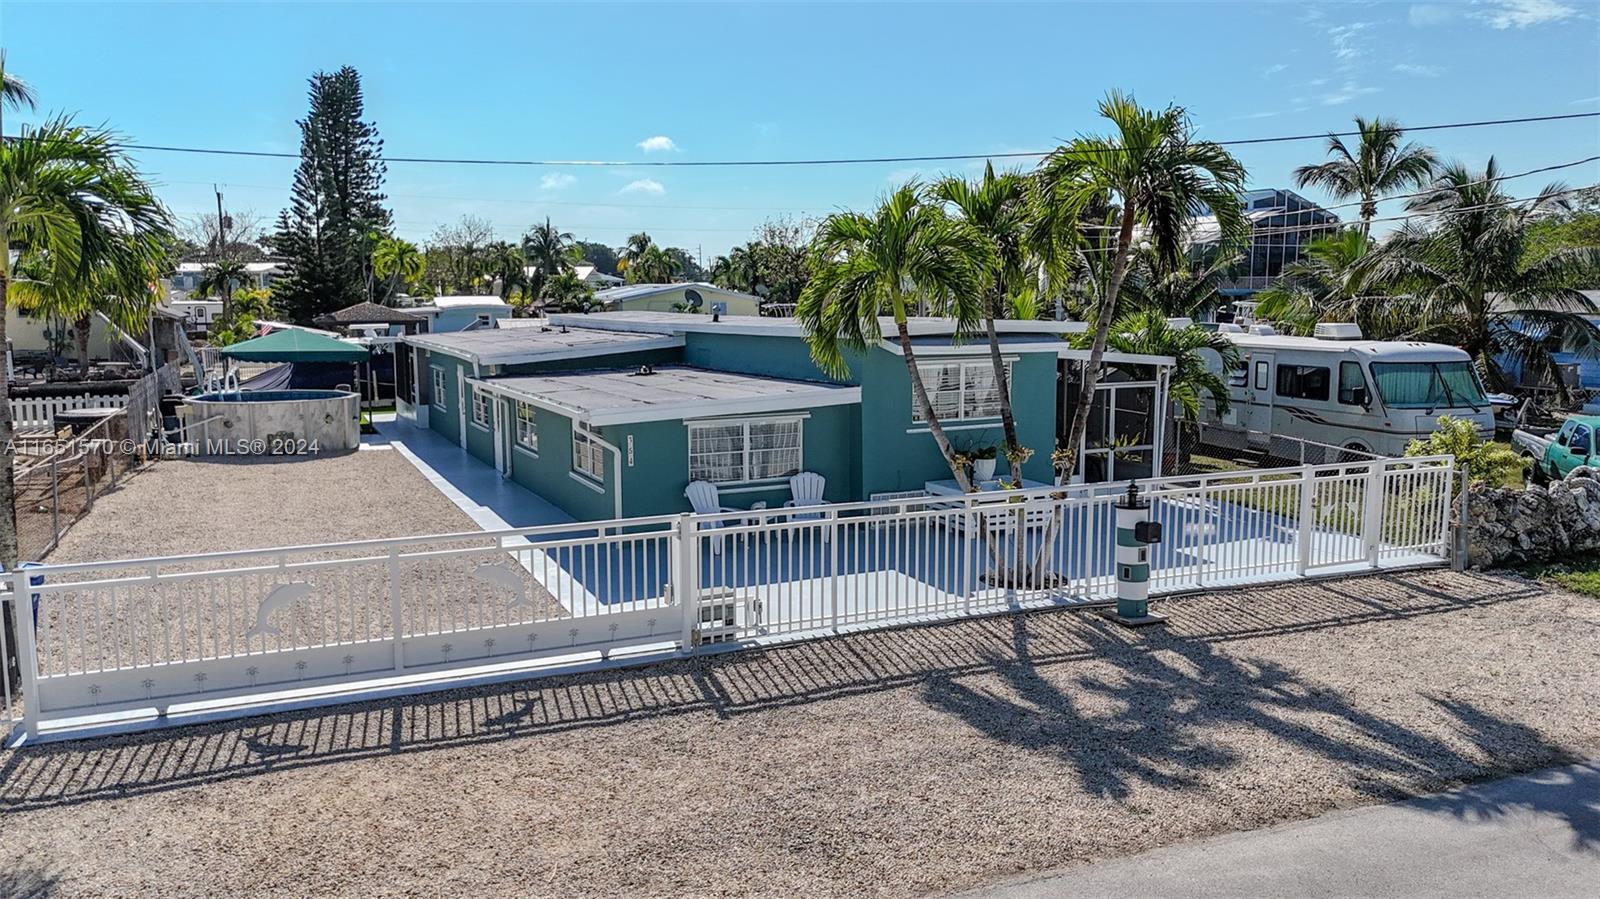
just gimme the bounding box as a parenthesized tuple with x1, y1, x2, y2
(2, 454, 1455, 744)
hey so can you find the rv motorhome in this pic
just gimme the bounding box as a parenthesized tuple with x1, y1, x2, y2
(1200, 322, 1495, 457)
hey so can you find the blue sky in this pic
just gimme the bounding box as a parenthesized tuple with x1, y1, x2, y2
(7, 1, 1599, 259)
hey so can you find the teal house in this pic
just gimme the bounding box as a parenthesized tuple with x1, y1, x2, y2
(396, 311, 1174, 522)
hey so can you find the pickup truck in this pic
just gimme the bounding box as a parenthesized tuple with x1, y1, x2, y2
(1512, 415, 1600, 483)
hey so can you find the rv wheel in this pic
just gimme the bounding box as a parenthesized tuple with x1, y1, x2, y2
(1338, 442, 1370, 464)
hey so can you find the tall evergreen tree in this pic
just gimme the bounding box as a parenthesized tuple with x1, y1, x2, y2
(272, 67, 391, 322)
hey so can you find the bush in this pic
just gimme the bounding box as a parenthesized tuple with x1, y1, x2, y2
(1405, 415, 1526, 487)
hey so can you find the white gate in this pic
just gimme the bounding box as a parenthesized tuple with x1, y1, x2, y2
(2, 455, 1455, 744)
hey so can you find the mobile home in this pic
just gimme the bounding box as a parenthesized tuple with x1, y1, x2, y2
(1202, 322, 1494, 456)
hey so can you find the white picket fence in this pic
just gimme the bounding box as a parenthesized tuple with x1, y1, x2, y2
(9, 393, 129, 431)
(0, 455, 1456, 743)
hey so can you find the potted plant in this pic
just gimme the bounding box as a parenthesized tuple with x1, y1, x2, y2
(972, 445, 998, 483)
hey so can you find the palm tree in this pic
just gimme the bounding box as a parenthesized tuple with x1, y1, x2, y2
(1, 115, 176, 565)
(1124, 243, 1243, 320)
(1035, 91, 1247, 481)
(1293, 116, 1437, 232)
(1, 50, 36, 139)
(724, 242, 761, 293)
(521, 218, 573, 301)
(372, 235, 424, 300)
(542, 269, 595, 313)
(1253, 229, 1404, 337)
(1074, 309, 1238, 420)
(934, 163, 1031, 484)
(618, 231, 655, 280)
(798, 183, 987, 491)
(1363, 159, 1600, 395)
(483, 241, 525, 300)
(196, 257, 249, 320)
(629, 244, 680, 284)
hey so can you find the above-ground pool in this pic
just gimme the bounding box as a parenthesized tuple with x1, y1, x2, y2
(181, 389, 360, 455)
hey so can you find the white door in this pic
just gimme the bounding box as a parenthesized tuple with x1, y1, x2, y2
(492, 398, 507, 475)
(1245, 351, 1275, 444)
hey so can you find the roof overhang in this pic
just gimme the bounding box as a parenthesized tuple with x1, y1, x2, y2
(403, 331, 684, 368)
(468, 375, 861, 427)
(880, 340, 1173, 368)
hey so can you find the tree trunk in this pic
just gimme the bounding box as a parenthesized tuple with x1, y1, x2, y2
(0, 262, 19, 570)
(986, 308, 1024, 485)
(73, 316, 91, 372)
(898, 317, 973, 493)
(1061, 204, 1139, 480)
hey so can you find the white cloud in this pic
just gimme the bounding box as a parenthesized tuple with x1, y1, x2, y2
(1320, 80, 1383, 106)
(1408, 3, 1455, 26)
(1326, 21, 1371, 61)
(1263, 63, 1289, 75)
(620, 178, 665, 195)
(540, 173, 576, 191)
(1474, 0, 1579, 29)
(1393, 62, 1445, 76)
(1572, 95, 1600, 105)
(637, 135, 677, 153)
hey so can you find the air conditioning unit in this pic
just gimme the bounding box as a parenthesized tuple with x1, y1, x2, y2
(1313, 322, 1364, 340)
(1250, 324, 1277, 336)
(1217, 322, 1244, 333)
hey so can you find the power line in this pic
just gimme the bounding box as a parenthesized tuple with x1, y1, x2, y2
(9, 111, 1597, 168)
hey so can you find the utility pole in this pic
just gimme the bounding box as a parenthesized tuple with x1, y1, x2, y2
(213, 185, 226, 260)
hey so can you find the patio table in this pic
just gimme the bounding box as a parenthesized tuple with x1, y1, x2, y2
(924, 478, 1058, 532)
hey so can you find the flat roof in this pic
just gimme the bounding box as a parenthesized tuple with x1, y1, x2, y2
(404, 325, 683, 368)
(546, 310, 1087, 339)
(1222, 331, 1470, 361)
(471, 365, 861, 425)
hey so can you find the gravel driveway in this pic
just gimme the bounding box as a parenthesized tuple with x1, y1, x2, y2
(2, 567, 1597, 898)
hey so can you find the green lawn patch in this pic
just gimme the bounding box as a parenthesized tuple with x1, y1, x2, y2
(1516, 555, 1600, 598)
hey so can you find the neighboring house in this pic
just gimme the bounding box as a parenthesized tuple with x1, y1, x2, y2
(593, 282, 763, 316)
(409, 295, 514, 333)
(1188, 188, 1340, 299)
(1494, 290, 1600, 393)
(397, 311, 1175, 523)
(165, 261, 285, 299)
(4, 306, 118, 360)
(313, 301, 427, 337)
(520, 264, 625, 293)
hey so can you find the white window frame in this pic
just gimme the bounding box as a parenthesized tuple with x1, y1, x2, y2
(912, 359, 1011, 422)
(687, 416, 805, 486)
(430, 366, 447, 411)
(514, 402, 538, 454)
(470, 386, 492, 429)
(571, 422, 607, 483)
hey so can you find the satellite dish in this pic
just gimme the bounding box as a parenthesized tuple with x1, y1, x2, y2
(684, 288, 703, 309)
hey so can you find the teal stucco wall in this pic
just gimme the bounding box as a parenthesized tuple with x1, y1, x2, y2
(422, 350, 467, 446)
(503, 400, 617, 521)
(856, 348, 1058, 496)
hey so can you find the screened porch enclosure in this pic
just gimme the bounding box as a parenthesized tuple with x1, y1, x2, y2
(1059, 359, 1173, 484)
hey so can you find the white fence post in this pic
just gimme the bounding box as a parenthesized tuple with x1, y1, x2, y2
(674, 514, 699, 653)
(389, 546, 405, 671)
(12, 576, 41, 741)
(1362, 462, 1386, 568)
(1295, 466, 1315, 576)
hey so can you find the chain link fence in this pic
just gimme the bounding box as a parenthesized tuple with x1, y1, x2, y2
(1164, 419, 1384, 480)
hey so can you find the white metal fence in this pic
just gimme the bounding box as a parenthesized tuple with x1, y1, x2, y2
(1, 455, 1455, 743)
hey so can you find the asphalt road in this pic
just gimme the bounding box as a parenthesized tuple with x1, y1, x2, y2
(959, 761, 1600, 898)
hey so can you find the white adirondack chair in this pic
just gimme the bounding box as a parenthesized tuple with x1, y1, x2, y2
(685, 480, 740, 554)
(783, 471, 833, 541)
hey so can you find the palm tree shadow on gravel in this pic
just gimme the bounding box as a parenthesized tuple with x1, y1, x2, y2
(920, 606, 1565, 804)
(0, 570, 1558, 812)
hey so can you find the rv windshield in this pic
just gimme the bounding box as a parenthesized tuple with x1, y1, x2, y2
(1371, 361, 1487, 410)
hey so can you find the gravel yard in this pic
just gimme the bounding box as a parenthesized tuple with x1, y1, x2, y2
(2, 567, 1597, 898)
(30, 450, 566, 674)
(42, 448, 483, 562)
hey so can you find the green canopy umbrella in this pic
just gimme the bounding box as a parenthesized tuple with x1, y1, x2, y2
(219, 328, 370, 363)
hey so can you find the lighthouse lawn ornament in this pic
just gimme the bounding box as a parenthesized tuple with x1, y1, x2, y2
(1100, 481, 1168, 628)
